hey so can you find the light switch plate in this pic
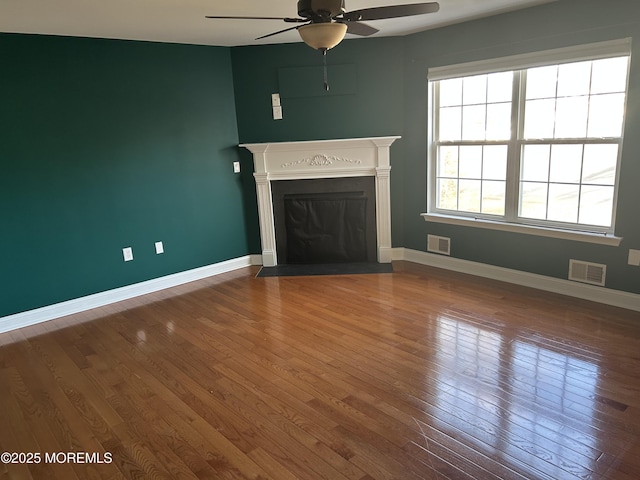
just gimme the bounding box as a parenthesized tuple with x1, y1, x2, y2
(123, 247, 133, 262)
(155, 241, 164, 255)
(271, 93, 281, 107)
(628, 249, 640, 266)
(233, 161, 241, 173)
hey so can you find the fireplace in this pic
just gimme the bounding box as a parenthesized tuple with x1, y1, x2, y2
(240, 136, 400, 267)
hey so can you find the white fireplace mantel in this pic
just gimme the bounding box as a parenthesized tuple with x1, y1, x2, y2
(240, 136, 400, 267)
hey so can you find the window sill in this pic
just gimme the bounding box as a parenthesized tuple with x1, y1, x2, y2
(421, 213, 622, 246)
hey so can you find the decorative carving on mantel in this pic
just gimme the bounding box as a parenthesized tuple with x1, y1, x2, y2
(281, 154, 361, 169)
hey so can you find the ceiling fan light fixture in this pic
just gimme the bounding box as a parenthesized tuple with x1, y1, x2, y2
(298, 22, 347, 51)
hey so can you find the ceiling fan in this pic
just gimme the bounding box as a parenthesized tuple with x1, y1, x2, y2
(206, 0, 440, 90)
(206, 1, 440, 49)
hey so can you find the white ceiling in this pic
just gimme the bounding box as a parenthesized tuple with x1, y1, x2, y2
(0, 0, 556, 47)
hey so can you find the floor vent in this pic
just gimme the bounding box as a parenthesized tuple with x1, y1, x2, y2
(427, 235, 450, 256)
(569, 259, 606, 286)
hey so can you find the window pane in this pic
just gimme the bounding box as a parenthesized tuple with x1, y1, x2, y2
(482, 181, 505, 215)
(582, 144, 618, 185)
(579, 185, 614, 226)
(486, 103, 512, 140)
(520, 182, 548, 219)
(549, 145, 583, 183)
(587, 93, 625, 137)
(591, 57, 628, 94)
(438, 179, 458, 210)
(483, 145, 508, 180)
(557, 61, 591, 97)
(440, 78, 463, 107)
(462, 105, 486, 140)
(459, 180, 481, 212)
(524, 99, 555, 139)
(459, 146, 482, 178)
(439, 106, 462, 141)
(463, 75, 487, 105)
(432, 52, 627, 232)
(548, 184, 579, 223)
(526, 65, 558, 100)
(438, 146, 459, 177)
(555, 96, 588, 138)
(522, 145, 550, 182)
(487, 72, 513, 103)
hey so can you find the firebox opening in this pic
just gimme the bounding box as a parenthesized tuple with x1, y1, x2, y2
(272, 177, 377, 265)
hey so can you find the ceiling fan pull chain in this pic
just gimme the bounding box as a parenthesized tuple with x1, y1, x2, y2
(322, 49, 329, 92)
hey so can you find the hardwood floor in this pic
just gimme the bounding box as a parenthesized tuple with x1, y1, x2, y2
(1, 261, 639, 479)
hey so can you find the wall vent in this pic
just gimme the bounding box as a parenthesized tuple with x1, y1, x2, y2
(427, 235, 450, 256)
(569, 259, 606, 286)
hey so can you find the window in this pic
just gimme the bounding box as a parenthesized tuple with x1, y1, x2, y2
(428, 40, 631, 236)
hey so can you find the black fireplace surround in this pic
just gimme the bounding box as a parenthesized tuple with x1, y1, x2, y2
(271, 177, 377, 264)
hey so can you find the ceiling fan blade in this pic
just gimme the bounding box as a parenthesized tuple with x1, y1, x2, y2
(340, 21, 379, 37)
(255, 24, 305, 41)
(342, 3, 439, 22)
(205, 16, 307, 23)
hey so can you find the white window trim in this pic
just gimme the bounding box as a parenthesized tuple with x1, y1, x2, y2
(424, 38, 631, 245)
(421, 213, 622, 246)
(428, 38, 631, 81)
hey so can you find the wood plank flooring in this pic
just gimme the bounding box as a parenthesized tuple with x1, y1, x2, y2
(1, 261, 639, 479)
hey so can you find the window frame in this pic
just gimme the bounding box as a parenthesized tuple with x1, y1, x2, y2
(426, 39, 631, 240)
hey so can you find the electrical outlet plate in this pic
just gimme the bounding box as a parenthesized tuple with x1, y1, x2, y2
(155, 241, 164, 255)
(629, 249, 640, 266)
(273, 106, 283, 120)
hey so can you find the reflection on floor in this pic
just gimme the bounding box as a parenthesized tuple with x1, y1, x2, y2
(0, 261, 638, 479)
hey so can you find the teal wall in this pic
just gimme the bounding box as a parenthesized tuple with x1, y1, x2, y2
(0, 34, 251, 317)
(231, 37, 405, 143)
(2, 0, 639, 320)
(232, 0, 640, 295)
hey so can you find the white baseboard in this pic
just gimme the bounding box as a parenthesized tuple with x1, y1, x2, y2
(2, 250, 637, 335)
(0, 255, 263, 335)
(392, 247, 640, 312)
